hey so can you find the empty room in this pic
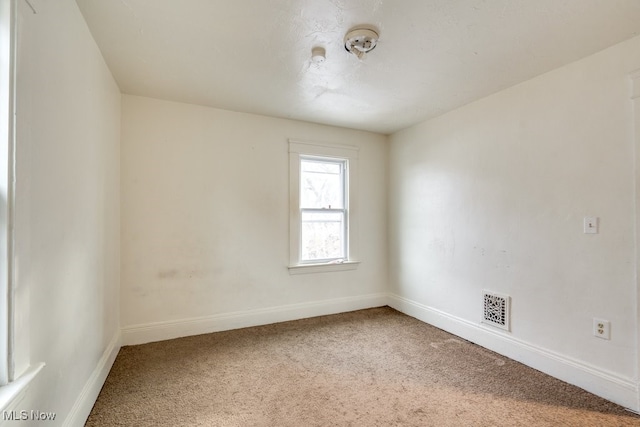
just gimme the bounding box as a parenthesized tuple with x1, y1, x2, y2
(2, 0, 640, 425)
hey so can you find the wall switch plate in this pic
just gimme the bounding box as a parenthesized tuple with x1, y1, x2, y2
(584, 217, 598, 234)
(593, 318, 610, 340)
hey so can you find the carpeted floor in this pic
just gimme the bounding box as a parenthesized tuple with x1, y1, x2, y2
(86, 307, 640, 426)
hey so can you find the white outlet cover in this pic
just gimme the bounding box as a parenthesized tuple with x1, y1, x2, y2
(593, 318, 610, 340)
(584, 217, 598, 234)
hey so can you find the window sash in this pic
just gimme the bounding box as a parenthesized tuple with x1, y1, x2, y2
(299, 156, 345, 210)
(298, 155, 347, 264)
(299, 208, 347, 263)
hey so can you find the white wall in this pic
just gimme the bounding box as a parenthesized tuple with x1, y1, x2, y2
(6, 0, 121, 424)
(389, 35, 640, 409)
(9, 0, 640, 420)
(120, 95, 388, 343)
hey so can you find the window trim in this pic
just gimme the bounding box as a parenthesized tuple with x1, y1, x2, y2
(288, 139, 360, 274)
(0, 0, 15, 387)
(0, 1, 44, 413)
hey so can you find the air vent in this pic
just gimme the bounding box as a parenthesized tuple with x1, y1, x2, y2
(482, 290, 510, 331)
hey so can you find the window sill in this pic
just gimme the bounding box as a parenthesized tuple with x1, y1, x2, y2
(288, 261, 360, 275)
(0, 363, 45, 412)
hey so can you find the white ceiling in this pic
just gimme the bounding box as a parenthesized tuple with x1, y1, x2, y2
(75, 0, 640, 135)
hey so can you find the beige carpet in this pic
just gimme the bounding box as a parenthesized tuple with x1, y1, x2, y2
(86, 307, 640, 426)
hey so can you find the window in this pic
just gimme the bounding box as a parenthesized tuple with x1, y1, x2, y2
(300, 157, 346, 262)
(289, 140, 359, 274)
(0, 0, 13, 387)
(0, 0, 44, 412)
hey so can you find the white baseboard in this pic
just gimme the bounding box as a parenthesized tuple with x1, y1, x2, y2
(121, 293, 388, 346)
(387, 293, 640, 412)
(63, 332, 121, 427)
(111, 293, 640, 412)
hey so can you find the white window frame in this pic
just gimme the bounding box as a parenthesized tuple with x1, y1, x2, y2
(0, 0, 44, 412)
(288, 139, 360, 274)
(299, 156, 347, 263)
(0, 0, 15, 388)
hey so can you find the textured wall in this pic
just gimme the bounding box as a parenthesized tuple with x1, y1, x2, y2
(389, 35, 640, 404)
(120, 95, 388, 331)
(11, 0, 121, 423)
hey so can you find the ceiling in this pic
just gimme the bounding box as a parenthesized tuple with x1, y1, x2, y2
(75, 0, 640, 135)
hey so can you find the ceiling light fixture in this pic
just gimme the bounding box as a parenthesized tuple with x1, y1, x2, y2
(344, 26, 379, 60)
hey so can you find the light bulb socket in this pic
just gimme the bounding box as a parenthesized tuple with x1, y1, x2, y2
(344, 26, 379, 59)
(311, 46, 326, 63)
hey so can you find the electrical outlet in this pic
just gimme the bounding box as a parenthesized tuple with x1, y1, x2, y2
(593, 318, 610, 340)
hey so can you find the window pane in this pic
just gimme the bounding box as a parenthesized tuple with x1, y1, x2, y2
(301, 211, 345, 261)
(300, 159, 344, 209)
